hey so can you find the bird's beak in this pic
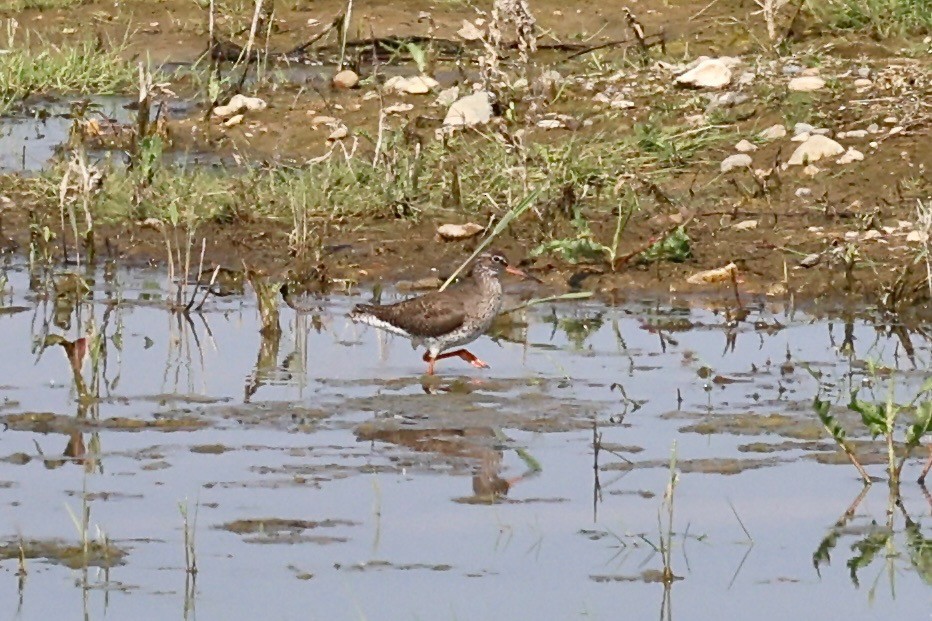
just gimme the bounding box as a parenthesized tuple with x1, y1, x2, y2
(505, 265, 542, 283)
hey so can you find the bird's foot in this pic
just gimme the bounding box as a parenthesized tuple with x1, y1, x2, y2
(449, 349, 488, 369)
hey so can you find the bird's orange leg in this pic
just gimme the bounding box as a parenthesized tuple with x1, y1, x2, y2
(435, 348, 489, 369)
(919, 446, 932, 484)
(421, 351, 437, 375)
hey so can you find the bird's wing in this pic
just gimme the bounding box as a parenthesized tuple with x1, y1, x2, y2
(356, 289, 469, 338)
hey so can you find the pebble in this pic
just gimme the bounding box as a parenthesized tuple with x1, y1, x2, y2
(332, 69, 359, 89)
(794, 122, 814, 135)
(437, 223, 483, 240)
(383, 103, 414, 114)
(889, 126, 904, 135)
(795, 187, 812, 197)
(758, 124, 786, 140)
(327, 125, 348, 141)
(222, 114, 244, 127)
(838, 129, 867, 139)
(721, 153, 752, 172)
(867, 123, 880, 133)
(310, 115, 339, 127)
(853, 78, 872, 88)
(907, 230, 930, 243)
(537, 118, 565, 129)
(837, 147, 864, 164)
(787, 135, 845, 166)
(443, 92, 493, 127)
(803, 164, 821, 176)
(792, 132, 811, 142)
(384, 75, 439, 95)
(883, 116, 897, 124)
(782, 63, 802, 75)
(435, 86, 460, 107)
(675, 57, 734, 89)
(788, 76, 825, 92)
(609, 97, 635, 109)
(857, 66, 871, 78)
(212, 94, 267, 118)
(735, 139, 757, 152)
(732, 219, 758, 230)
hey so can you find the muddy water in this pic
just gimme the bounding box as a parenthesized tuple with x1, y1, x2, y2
(0, 97, 202, 173)
(0, 264, 929, 620)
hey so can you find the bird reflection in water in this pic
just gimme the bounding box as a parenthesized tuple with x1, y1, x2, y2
(356, 424, 539, 503)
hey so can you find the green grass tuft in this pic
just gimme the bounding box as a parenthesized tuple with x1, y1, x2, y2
(0, 39, 140, 115)
(807, 0, 932, 37)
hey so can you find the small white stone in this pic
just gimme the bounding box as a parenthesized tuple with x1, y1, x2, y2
(675, 57, 733, 89)
(883, 116, 897, 124)
(222, 113, 244, 127)
(867, 123, 880, 133)
(443, 92, 493, 127)
(721, 153, 752, 172)
(795, 188, 812, 197)
(889, 126, 904, 135)
(792, 132, 811, 142)
(212, 94, 267, 118)
(732, 219, 758, 230)
(435, 86, 460, 107)
(861, 230, 882, 241)
(787, 135, 845, 166)
(853, 78, 872, 88)
(840, 129, 868, 139)
(437, 222, 483, 240)
(758, 124, 786, 140)
(384, 75, 439, 95)
(310, 115, 339, 127)
(735, 139, 757, 152)
(803, 164, 821, 176)
(327, 125, 348, 140)
(906, 230, 929, 243)
(788, 76, 825, 92)
(837, 148, 864, 164)
(537, 118, 565, 129)
(794, 122, 814, 135)
(383, 103, 414, 114)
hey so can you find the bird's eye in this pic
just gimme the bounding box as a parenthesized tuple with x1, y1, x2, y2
(494, 255, 505, 263)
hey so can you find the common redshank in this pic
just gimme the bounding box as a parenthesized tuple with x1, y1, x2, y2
(350, 250, 537, 375)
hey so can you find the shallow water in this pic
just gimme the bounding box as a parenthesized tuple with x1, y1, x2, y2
(0, 264, 929, 620)
(0, 96, 210, 173)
